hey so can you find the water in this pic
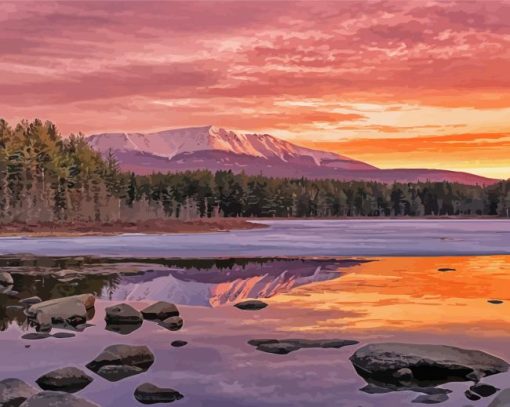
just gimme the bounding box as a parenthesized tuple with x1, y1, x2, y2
(1, 221, 510, 406)
(1, 219, 510, 257)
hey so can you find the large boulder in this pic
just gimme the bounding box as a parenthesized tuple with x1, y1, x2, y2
(134, 383, 184, 404)
(234, 300, 268, 311)
(36, 367, 93, 393)
(248, 338, 359, 355)
(27, 294, 95, 329)
(0, 272, 14, 286)
(105, 304, 143, 324)
(350, 343, 509, 386)
(0, 378, 38, 407)
(141, 301, 179, 320)
(19, 391, 98, 407)
(27, 294, 95, 317)
(86, 344, 154, 382)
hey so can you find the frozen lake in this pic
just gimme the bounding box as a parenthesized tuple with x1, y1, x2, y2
(0, 219, 509, 258)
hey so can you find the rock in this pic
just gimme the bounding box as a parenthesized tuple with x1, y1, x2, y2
(35, 311, 52, 333)
(488, 299, 504, 305)
(393, 368, 413, 381)
(19, 297, 42, 306)
(6, 290, 19, 297)
(159, 316, 183, 331)
(437, 268, 455, 272)
(21, 333, 51, 340)
(470, 383, 499, 397)
(350, 343, 509, 387)
(52, 332, 76, 339)
(141, 301, 179, 320)
(105, 322, 142, 335)
(27, 294, 95, 317)
(105, 303, 143, 324)
(0, 271, 14, 286)
(86, 344, 154, 381)
(234, 300, 268, 310)
(0, 378, 38, 407)
(19, 391, 98, 407)
(171, 340, 188, 348)
(134, 383, 184, 404)
(95, 365, 144, 382)
(489, 388, 510, 407)
(465, 389, 481, 401)
(249, 338, 359, 355)
(412, 393, 449, 404)
(36, 367, 93, 393)
(31, 301, 86, 328)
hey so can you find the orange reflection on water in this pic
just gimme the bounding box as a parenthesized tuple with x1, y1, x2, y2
(269, 256, 510, 336)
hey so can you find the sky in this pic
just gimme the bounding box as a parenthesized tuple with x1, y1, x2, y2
(1, 1, 509, 179)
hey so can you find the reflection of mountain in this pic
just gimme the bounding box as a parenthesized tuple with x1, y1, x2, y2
(99, 259, 363, 307)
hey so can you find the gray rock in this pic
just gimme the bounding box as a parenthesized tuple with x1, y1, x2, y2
(234, 300, 268, 310)
(412, 393, 449, 404)
(105, 303, 143, 324)
(470, 383, 499, 397)
(249, 338, 359, 355)
(95, 365, 144, 382)
(489, 389, 510, 407)
(19, 297, 42, 306)
(27, 294, 95, 318)
(134, 383, 184, 404)
(86, 344, 154, 381)
(19, 391, 98, 407)
(36, 367, 93, 393)
(35, 311, 52, 333)
(27, 294, 95, 328)
(350, 343, 509, 385)
(437, 268, 455, 272)
(159, 316, 183, 331)
(0, 378, 38, 407)
(141, 301, 179, 320)
(0, 271, 14, 286)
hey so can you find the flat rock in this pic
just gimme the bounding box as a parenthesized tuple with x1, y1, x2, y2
(489, 388, 510, 407)
(95, 365, 144, 382)
(0, 271, 14, 286)
(86, 344, 154, 381)
(105, 303, 143, 324)
(141, 301, 179, 320)
(250, 338, 359, 355)
(171, 340, 188, 348)
(350, 343, 509, 387)
(134, 383, 184, 404)
(488, 299, 504, 305)
(19, 391, 99, 407)
(437, 268, 455, 272)
(412, 393, 449, 404)
(0, 378, 38, 407)
(36, 367, 93, 393)
(19, 297, 42, 306)
(234, 300, 268, 310)
(159, 316, 183, 331)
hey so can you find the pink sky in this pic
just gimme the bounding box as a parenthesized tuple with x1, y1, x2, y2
(1, 1, 510, 177)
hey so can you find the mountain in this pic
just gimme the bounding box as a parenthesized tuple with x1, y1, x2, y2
(87, 125, 497, 185)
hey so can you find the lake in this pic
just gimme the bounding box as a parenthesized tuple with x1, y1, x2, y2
(1, 220, 509, 406)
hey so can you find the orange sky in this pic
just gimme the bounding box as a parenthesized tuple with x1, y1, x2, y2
(1, 1, 509, 178)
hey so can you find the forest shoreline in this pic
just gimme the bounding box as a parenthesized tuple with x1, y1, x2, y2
(0, 218, 267, 237)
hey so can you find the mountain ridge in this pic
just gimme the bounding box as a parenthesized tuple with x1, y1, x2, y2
(87, 125, 497, 185)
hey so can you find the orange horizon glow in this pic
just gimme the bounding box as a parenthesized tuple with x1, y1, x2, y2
(1, 1, 510, 178)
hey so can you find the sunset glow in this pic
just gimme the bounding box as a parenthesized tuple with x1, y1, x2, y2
(1, 1, 509, 178)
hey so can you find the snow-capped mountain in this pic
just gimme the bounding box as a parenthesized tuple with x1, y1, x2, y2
(87, 125, 496, 185)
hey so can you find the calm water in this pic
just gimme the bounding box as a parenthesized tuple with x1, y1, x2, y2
(0, 219, 510, 257)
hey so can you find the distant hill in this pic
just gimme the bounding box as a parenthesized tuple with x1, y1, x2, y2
(88, 125, 497, 185)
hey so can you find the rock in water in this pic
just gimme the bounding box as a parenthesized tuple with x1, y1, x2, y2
(105, 322, 142, 336)
(105, 303, 143, 324)
(19, 296, 42, 306)
(437, 268, 455, 272)
(27, 294, 95, 317)
(470, 383, 499, 398)
(488, 299, 504, 305)
(0, 378, 38, 407)
(159, 316, 183, 331)
(19, 391, 99, 407)
(489, 388, 510, 407)
(412, 393, 449, 404)
(350, 343, 509, 386)
(234, 300, 268, 310)
(86, 344, 154, 382)
(134, 383, 184, 404)
(95, 365, 144, 382)
(141, 301, 179, 320)
(36, 367, 93, 393)
(249, 338, 359, 355)
(26, 294, 95, 328)
(171, 340, 188, 348)
(0, 271, 14, 286)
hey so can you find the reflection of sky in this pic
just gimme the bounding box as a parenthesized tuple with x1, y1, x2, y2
(0, 256, 509, 406)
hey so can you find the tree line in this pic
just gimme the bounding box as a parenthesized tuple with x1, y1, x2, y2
(1, 118, 509, 223)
